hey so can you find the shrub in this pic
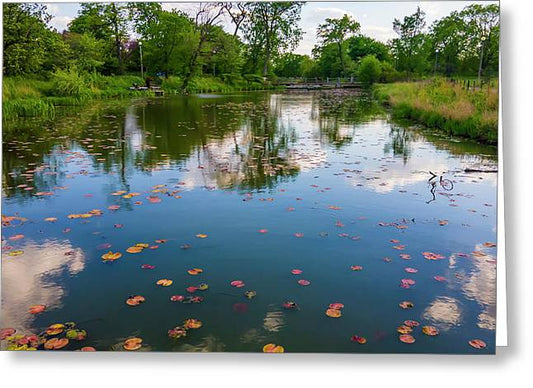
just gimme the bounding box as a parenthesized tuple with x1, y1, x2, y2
(51, 68, 90, 98)
(357, 55, 382, 86)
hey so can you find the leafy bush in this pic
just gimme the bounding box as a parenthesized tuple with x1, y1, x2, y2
(357, 55, 382, 85)
(51, 68, 91, 98)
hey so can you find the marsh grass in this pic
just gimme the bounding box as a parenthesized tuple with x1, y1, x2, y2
(2, 73, 147, 120)
(373, 78, 498, 144)
(3, 72, 273, 120)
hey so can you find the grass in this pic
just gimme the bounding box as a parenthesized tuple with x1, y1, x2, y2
(3, 72, 275, 120)
(373, 78, 498, 144)
(2, 73, 149, 120)
(161, 75, 273, 94)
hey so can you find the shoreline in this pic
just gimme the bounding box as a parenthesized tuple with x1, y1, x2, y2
(373, 79, 498, 145)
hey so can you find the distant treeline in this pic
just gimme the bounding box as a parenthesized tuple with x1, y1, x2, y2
(3, 2, 499, 92)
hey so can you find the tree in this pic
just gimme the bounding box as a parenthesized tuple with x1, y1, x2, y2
(347, 35, 390, 63)
(243, 2, 304, 77)
(69, 3, 129, 74)
(274, 53, 309, 78)
(460, 4, 499, 79)
(317, 14, 360, 77)
(392, 7, 428, 76)
(181, 3, 226, 91)
(221, 2, 248, 36)
(313, 42, 354, 78)
(64, 32, 106, 73)
(429, 12, 467, 76)
(204, 26, 244, 76)
(127, 1, 162, 37)
(3, 3, 53, 75)
(357, 55, 382, 85)
(142, 10, 195, 77)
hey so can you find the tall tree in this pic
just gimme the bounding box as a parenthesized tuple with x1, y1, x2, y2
(69, 3, 129, 74)
(317, 14, 360, 77)
(347, 35, 390, 63)
(127, 1, 162, 37)
(460, 4, 499, 79)
(221, 2, 247, 36)
(243, 2, 304, 77)
(392, 6, 428, 76)
(143, 10, 195, 77)
(181, 2, 226, 91)
(429, 12, 467, 76)
(3, 3, 53, 75)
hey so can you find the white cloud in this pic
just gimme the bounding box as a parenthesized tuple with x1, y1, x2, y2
(50, 16, 73, 32)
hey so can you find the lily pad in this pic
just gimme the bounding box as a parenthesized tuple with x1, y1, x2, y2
(183, 319, 202, 329)
(44, 337, 69, 350)
(123, 337, 142, 351)
(28, 304, 46, 314)
(469, 339, 487, 349)
(422, 326, 439, 336)
(325, 308, 342, 318)
(399, 334, 415, 344)
(263, 343, 284, 353)
(101, 251, 122, 261)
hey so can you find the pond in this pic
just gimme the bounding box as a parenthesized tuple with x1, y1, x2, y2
(1, 91, 497, 353)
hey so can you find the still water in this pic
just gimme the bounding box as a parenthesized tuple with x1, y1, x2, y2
(1, 91, 497, 353)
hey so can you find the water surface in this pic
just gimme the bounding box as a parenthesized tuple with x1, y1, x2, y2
(1, 92, 497, 353)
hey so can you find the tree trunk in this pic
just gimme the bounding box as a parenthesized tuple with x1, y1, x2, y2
(338, 42, 344, 78)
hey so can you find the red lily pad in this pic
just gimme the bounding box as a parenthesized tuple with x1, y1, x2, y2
(351, 335, 367, 344)
(469, 339, 487, 349)
(0, 328, 16, 340)
(399, 334, 415, 344)
(28, 304, 46, 314)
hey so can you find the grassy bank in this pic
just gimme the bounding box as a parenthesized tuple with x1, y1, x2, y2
(373, 79, 498, 144)
(3, 73, 272, 120)
(2, 73, 147, 120)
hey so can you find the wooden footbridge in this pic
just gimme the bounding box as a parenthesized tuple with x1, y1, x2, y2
(274, 77, 363, 90)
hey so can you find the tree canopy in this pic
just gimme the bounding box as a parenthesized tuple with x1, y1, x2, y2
(2, 2, 499, 84)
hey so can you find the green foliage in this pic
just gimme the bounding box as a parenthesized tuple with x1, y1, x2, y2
(274, 53, 312, 78)
(316, 14, 360, 77)
(2, 3, 59, 75)
(347, 36, 390, 62)
(142, 9, 196, 77)
(357, 55, 382, 85)
(374, 79, 498, 143)
(243, 2, 304, 76)
(391, 6, 429, 76)
(51, 68, 91, 98)
(65, 32, 107, 72)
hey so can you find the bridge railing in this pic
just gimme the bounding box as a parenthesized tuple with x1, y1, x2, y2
(274, 77, 359, 85)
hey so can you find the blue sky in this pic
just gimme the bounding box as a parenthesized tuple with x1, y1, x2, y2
(44, 1, 498, 55)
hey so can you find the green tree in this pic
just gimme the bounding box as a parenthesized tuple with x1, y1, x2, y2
(64, 32, 107, 73)
(69, 3, 129, 74)
(204, 26, 244, 76)
(347, 35, 390, 63)
(274, 53, 308, 77)
(181, 3, 226, 91)
(3, 3, 53, 75)
(142, 10, 195, 77)
(243, 2, 304, 77)
(313, 41, 354, 78)
(317, 14, 360, 77)
(392, 7, 428, 76)
(357, 55, 382, 85)
(429, 12, 467, 76)
(460, 4, 499, 79)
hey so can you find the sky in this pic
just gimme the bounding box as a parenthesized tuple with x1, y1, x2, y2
(44, 1, 498, 55)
